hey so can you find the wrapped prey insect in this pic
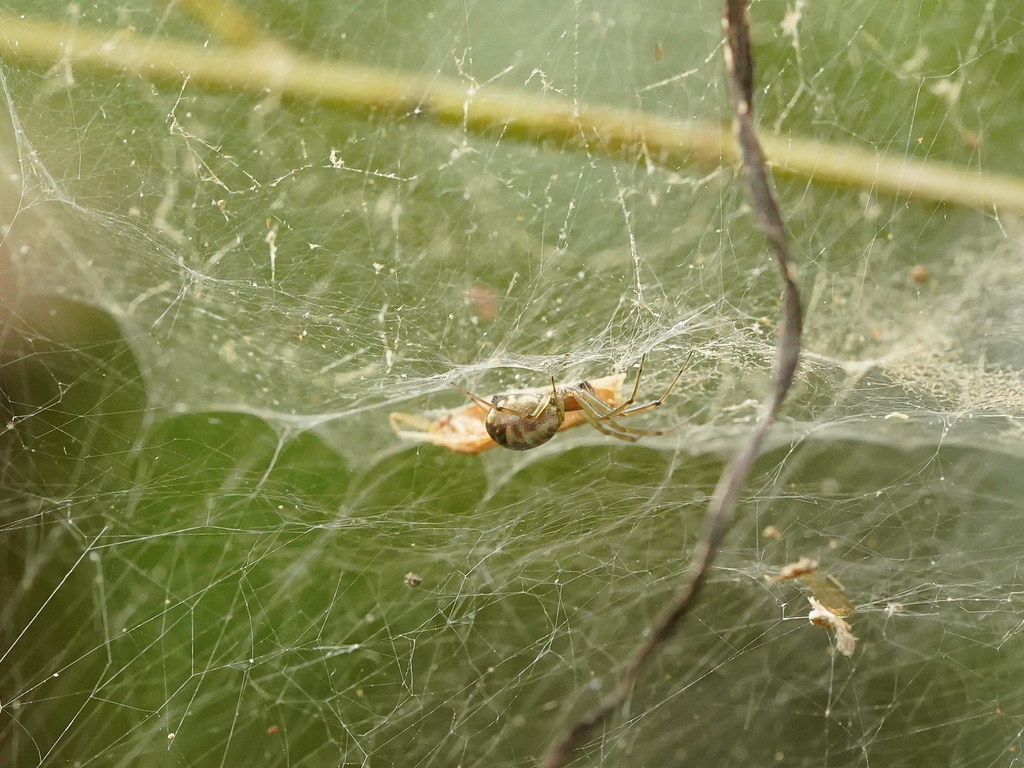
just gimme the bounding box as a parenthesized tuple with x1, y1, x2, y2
(389, 355, 688, 453)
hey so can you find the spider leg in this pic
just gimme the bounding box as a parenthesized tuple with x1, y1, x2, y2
(451, 382, 525, 415)
(569, 386, 618, 419)
(572, 396, 643, 442)
(576, 389, 680, 437)
(452, 381, 553, 417)
(528, 377, 558, 419)
(451, 382, 495, 411)
(614, 353, 648, 413)
(568, 353, 647, 419)
(571, 368, 690, 438)
(574, 388, 678, 437)
(604, 420, 679, 438)
(603, 351, 693, 418)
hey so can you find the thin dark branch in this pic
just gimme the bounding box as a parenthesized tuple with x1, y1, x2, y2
(540, 1, 803, 765)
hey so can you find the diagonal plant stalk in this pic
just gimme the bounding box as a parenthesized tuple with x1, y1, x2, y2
(0, 13, 1022, 214)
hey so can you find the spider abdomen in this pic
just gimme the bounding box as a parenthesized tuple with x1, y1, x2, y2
(484, 393, 564, 451)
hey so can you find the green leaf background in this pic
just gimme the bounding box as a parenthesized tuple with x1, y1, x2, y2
(2, 1, 1024, 766)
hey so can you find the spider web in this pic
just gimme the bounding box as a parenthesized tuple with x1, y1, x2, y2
(3, 1, 1024, 766)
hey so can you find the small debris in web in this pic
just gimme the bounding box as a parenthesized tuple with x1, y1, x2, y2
(766, 555, 819, 582)
(808, 597, 857, 657)
(403, 572, 423, 588)
(885, 602, 904, 617)
(767, 558, 857, 656)
(463, 284, 500, 322)
(909, 264, 930, 284)
(768, 556, 856, 618)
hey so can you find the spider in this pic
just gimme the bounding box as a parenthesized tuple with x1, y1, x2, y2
(452, 354, 689, 451)
(388, 373, 626, 454)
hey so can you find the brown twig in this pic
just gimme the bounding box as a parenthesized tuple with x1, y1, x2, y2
(540, 1, 802, 765)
